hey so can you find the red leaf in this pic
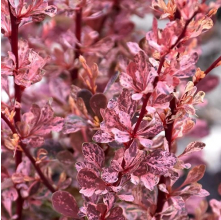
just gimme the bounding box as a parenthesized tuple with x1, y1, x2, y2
(181, 165, 206, 187)
(52, 191, 79, 218)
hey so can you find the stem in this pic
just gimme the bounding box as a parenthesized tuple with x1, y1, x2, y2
(194, 55, 221, 86)
(8, 2, 23, 219)
(8, 0, 22, 169)
(1, 113, 56, 193)
(154, 12, 199, 218)
(70, 7, 82, 82)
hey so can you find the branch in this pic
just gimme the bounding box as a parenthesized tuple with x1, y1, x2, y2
(194, 55, 221, 86)
(8, 0, 22, 169)
(70, 7, 82, 82)
(7, 1, 23, 218)
(1, 113, 56, 194)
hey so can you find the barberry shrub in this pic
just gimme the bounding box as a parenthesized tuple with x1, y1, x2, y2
(1, 0, 221, 219)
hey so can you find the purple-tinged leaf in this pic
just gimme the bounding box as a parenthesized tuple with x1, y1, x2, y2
(101, 167, 119, 183)
(2, 188, 18, 201)
(107, 207, 125, 220)
(179, 142, 206, 158)
(127, 42, 142, 55)
(141, 173, 159, 191)
(86, 203, 100, 220)
(146, 149, 177, 175)
(90, 93, 107, 119)
(103, 71, 120, 94)
(63, 115, 87, 134)
(82, 142, 105, 168)
(197, 75, 219, 93)
(56, 151, 75, 166)
(118, 194, 134, 202)
(103, 193, 115, 213)
(92, 130, 114, 143)
(181, 165, 206, 187)
(111, 128, 130, 143)
(77, 168, 106, 196)
(52, 191, 79, 218)
(118, 89, 137, 117)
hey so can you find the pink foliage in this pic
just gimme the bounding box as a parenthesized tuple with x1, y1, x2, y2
(1, 0, 221, 219)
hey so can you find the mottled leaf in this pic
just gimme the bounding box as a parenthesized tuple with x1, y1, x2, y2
(101, 167, 119, 183)
(146, 149, 177, 175)
(141, 173, 159, 191)
(82, 142, 105, 168)
(180, 142, 205, 157)
(52, 191, 79, 218)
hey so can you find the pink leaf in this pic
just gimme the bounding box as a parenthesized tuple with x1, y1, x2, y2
(77, 168, 106, 196)
(118, 194, 134, 202)
(82, 142, 105, 168)
(101, 167, 119, 183)
(146, 149, 177, 175)
(179, 142, 206, 157)
(141, 173, 159, 191)
(52, 191, 79, 218)
(92, 130, 114, 143)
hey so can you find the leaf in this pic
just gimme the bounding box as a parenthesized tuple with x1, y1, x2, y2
(86, 203, 100, 220)
(17, 103, 63, 138)
(107, 207, 125, 220)
(77, 89, 93, 115)
(101, 167, 119, 183)
(158, 183, 169, 194)
(146, 149, 177, 175)
(118, 89, 137, 117)
(90, 93, 107, 119)
(82, 142, 105, 168)
(103, 193, 115, 212)
(209, 199, 221, 216)
(141, 173, 159, 191)
(103, 71, 120, 94)
(179, 142, 205, 157)
(181, 165, 206, 187)
(196, 75, 219, 93)
(63, 115, 87, 134)
(118, 194, 134, 202)
(77, 168, 105, 196)
(56, 151, 75, 166)
(52, 191, 79, 218)
(127, 42, 142, 55)
(92, 130, 114, 143)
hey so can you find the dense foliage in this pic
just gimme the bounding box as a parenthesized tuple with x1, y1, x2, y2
(1, 0, 221, 219)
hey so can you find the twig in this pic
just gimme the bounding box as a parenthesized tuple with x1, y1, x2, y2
(70, 7, 82, 82)
(7, 1, 23, 218)
(1, 113, 56, 194)
(194, 55, 221, 86)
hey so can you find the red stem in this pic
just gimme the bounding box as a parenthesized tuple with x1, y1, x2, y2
(8, 0, 22, 170)
(7, 1, 23, 218)
(70, 7, 82, 82)
(194, 55, 221, 86)
(1, 113, 56, 193)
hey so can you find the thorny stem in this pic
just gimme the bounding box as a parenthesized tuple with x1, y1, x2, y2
(70, 7, 82, 83)
(8, 1, 23, 219)
(1, 113, 56, 193)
